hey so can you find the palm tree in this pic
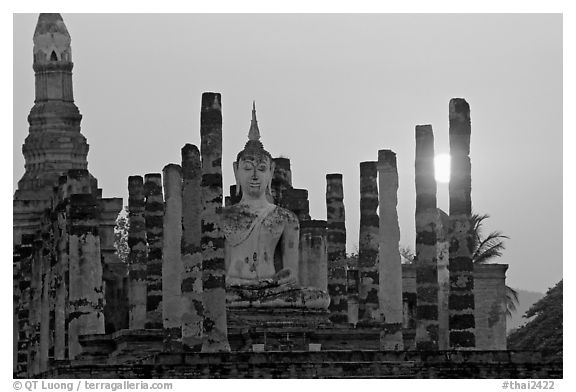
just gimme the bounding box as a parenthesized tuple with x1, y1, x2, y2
(470, 213, 519, 317)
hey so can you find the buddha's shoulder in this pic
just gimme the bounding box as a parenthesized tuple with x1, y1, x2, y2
(269, 205, 299, 224)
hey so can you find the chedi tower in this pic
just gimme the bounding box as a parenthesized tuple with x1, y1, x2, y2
(14, 14, 97, 241)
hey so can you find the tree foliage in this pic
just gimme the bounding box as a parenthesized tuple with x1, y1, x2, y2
(507, 280, 562, 362)
(114, 207, 130, 263)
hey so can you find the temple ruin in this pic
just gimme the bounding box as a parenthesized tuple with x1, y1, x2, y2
(13, 14, 559, 378)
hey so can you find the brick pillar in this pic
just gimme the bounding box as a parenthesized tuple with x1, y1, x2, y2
(436, 208, 450, 349)
(473, 264, 508, 350)
(377, 150, 404, 349)
(29, 236, 43, 374)
(299, 220, 328, 291)
(414, 125, 440, 350)
(199, 92, 229, 352)
(68, 193, 104, 359)
(358, 161, 379, 321)
(53, 201, 68, 361)
(181, 144, 204, 351)
(326, 174, 348, 323)
(162, 164, 183, 350)
(346, 258, 359, 325)
(144, 173, 164, 329)
(38, 218, 51, 373)
(127, 176, 147, 329)
(281, 188, 311, 222)
(16, 236, 34, 376)
(401, 264, 417, 350)
(13, 246, 21, 374)
(448, 98, 476, 348)
(98, 198, 126, 334)
(271, 157, 292, 205)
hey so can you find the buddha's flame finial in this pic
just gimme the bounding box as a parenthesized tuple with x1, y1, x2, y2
(248, 101, 261, 141)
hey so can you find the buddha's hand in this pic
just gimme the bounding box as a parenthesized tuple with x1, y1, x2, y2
(272, 268, 297, 286)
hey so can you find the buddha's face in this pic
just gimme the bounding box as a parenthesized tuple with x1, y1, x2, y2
(233, 154, 275, 199)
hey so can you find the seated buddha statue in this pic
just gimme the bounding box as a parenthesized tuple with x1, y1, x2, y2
(220, 103, 330, 310)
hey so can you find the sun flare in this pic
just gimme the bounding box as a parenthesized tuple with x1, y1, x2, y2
(434, 154, 451, 183)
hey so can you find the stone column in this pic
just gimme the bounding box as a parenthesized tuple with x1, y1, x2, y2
(144, 173, 164, 329)
(414, 125, 440, 350)
(281, 188, 311, 222)
(29, 236, 43, 374)
(401, 264, 417, 350)
(326, 174, 348, 323)
(54, 202, 68, 361)
(127, 176, 147, 329)
(299, 220, 328, 291)
(448, 98, 476, 348)
(199, 92, 229, 352)
(271, 157, 292, 205)
(13, 246, 21, 374)
(98, 198, 126, 334)
(39, 220, 51, 373)
(162, 165, 183, 350)
(358, 161, 379, 321)
(436, 208, 450, 350)
(346, 258, 360, 325)
(181, 144, 204, 351)
(16, 236, 33, 376)
(473, 264, 508, 350)
(68, 193, 104, 359)
(377, 150, 404, 349)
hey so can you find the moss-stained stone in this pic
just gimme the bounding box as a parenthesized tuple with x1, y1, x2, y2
(358, 161, 379, 321)
(200, 92, 230, 352)
(67, 192, 105, 360)
(127, 176, 147, 330)
(448, 98, 476, 348)
(326, 174, 347, 323)
(162, 165, 183, 351)
(474, 264, 508, 350)
(414, 126, 440, 350)
(181, 144, 203, 351)
(377, 150, 404, 349)
(299, 220, 328, 291)
(144, 173, 164, 329)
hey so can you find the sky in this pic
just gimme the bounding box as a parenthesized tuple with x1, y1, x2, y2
(12, 13, 562, 293)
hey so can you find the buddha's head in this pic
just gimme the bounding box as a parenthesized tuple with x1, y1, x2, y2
(233, 102, 275, 201)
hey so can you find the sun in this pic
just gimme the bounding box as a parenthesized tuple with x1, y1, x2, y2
(434, 154, 451, 183)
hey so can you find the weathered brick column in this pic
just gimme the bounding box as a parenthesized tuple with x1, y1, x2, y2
(271, 157, 292, 205)
(326, 174, 348, 323)
(347, 258, 360, 325)
(414, 125, 440, 350)
(358, 161, 379, 321)
(436, 208, 450, 349)
(401, 264, 417, 350)
(448, 98, 476, 348)
(38, 219, 51, 373)
(281, 188, 311, 222)
(13, 246, 21, 374)
(144, 173, 164, 329)
(181, 144, 204, 351)
(98, 198, 126, 334)
(68, 193, 104, 359)
(199, 92, 230, 352)
(299, 220, 328, 291)
(162, 165, 183, 350)
(377, 150, 404, 349)
(16, 236, 33, 376)
(29, 236, 43, 374)
(127, 176, 147, 329)
(53, 202, 68, 361)
(473, 264, 508, 350)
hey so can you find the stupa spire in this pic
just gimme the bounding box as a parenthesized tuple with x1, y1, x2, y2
(248, 101, 261, 141)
